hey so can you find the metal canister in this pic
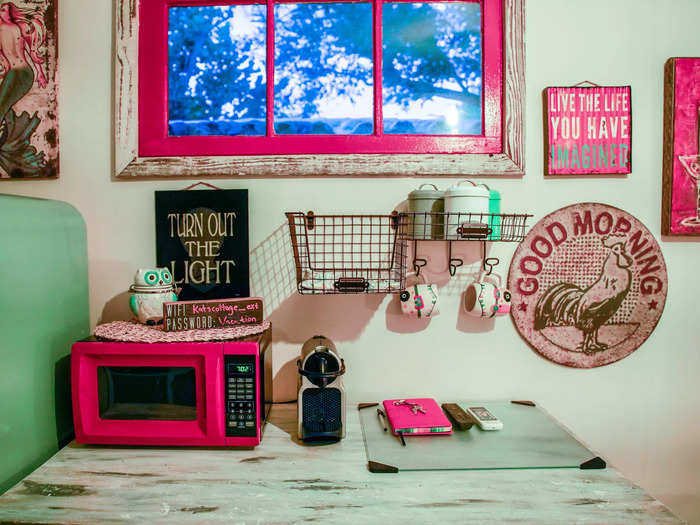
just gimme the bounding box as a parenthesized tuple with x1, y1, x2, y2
(408, 184, 444, 239)
(479, 184, 502, 240)
(443, 180, 490, 238)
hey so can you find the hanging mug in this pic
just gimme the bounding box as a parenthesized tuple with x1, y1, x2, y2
(399, 274, 440, 319)
(464, 272, 511, 318)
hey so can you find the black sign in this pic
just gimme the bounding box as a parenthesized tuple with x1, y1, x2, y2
(155, 189, 249, 300)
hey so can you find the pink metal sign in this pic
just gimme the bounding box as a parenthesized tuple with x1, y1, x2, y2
(546, 86, 632, 175)
(508, 203, 666, 369)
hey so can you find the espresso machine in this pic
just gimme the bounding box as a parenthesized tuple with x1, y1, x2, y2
(297, 336, 346, 443)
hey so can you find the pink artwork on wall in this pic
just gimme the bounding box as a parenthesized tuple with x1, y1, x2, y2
(662, 57, 700, 235)
(545, 85, 631, 175)
(0, 0, 58, 179)
(508, 203, 667, 369)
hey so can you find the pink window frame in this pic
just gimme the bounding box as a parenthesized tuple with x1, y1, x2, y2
(138, 0, 503, 157)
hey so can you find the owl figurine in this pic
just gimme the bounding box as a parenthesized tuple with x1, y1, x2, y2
(129, 267, 178, 325)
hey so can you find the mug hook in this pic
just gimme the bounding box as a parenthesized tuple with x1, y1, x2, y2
(483, 257, 500, 277)
(481, 240, 499, 276)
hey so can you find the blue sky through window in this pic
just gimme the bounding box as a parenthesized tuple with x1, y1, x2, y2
(168, 5, 267, 136)
(274, 3, 373, 135)
(383, 3, 482, 135)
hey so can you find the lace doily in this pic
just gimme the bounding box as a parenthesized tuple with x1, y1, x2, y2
(94, 320, 270, 343)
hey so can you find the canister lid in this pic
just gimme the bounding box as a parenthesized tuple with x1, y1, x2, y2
(444, 180, 490, 198)
(408, 183, 444, 200)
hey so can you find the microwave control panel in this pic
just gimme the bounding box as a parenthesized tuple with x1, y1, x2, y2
(224, 356, 257, 437)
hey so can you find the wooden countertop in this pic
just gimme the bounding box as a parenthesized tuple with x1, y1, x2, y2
(0, 403, 681, 524)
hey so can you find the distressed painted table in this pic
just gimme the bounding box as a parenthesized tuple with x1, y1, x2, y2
(0, 403, 680, 524)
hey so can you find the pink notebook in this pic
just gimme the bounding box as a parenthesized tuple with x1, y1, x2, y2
(382, 398, 452, 436)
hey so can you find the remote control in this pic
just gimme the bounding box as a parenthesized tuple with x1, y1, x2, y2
(441, 403, 475, 430)
(466, 406, 503, 430)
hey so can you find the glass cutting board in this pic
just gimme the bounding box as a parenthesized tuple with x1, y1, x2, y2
(359, 401, 604, 472)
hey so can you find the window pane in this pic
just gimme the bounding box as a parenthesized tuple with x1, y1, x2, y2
(383, 3, 482, 135)
(168, 6, 267, 137)
(274, 3, 373, 135)
(98, 367, 197, 421)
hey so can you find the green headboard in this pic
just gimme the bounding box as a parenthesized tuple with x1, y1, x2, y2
(0, 194, 90, 494)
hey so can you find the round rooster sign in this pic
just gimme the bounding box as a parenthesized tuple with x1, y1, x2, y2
(508, 203, 667, 368)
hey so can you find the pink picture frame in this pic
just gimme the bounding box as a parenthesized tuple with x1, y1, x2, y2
(138, 0, 502, 157)
(662, 57, 700, 236)
(545, 85, 632, 176)
(0, 0, 58, 179)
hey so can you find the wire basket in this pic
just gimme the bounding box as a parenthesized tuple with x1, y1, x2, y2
(397, 212, 532, 242)
(286, 212, 408, 294)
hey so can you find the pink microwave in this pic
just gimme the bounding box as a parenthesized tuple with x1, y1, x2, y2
(71, 329, 270, 447)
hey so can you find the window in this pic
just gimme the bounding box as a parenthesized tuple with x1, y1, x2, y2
(114, 0, 524, 177)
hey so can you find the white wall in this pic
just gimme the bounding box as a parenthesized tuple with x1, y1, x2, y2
(1, 0, 698, 521)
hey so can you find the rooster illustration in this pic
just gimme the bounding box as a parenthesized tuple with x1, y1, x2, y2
(534, 234, 632, 354)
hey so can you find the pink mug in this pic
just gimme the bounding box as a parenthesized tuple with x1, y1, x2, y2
(464, 273, 511, 318)
(399, 274, 440, 319)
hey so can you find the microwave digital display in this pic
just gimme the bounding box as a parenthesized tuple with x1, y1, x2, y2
(231, 364, 252, 374)
(97, 366, 197, 421)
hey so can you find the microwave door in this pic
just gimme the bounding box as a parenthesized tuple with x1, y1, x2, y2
(72, 341, 221, 446)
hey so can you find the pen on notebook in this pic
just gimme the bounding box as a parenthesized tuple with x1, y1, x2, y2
(377, 409, 388, 432)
